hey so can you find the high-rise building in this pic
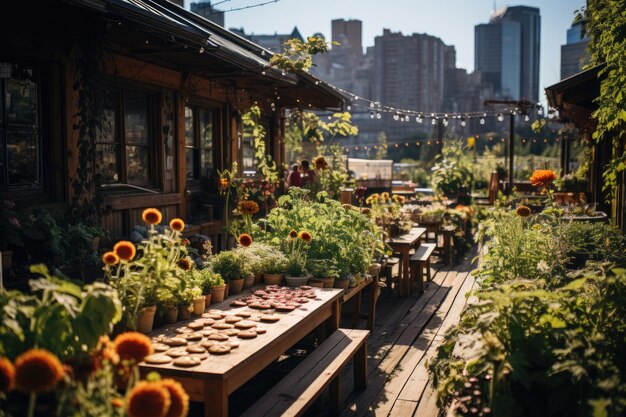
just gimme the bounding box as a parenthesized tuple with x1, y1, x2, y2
(331, 19, 363, 58)
(229, 27, 303, 52)
(475, 6, 540, 101)
(561, 21, 590, 79)
(190, 1, 225, 27)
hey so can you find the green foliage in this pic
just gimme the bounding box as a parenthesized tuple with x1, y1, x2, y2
(242, 106, 279, 186)
(233, 242, 287, 275)
(376, 132, 388, 159)
(210, 250, 248, 282)
(431, 141, 474, 197)
(315, 145, 349, 198)
(269, 36, 336, 72)
(0, 264, 122, 360)
(562, 221, 626, 264)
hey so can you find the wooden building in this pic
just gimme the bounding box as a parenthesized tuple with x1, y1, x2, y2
(0, 0, 344, 241)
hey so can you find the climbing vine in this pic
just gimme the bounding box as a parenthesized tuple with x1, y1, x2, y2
(269, 36, 336, 72)
(70, 33, 108, 225)
(242, 106, 279, 185)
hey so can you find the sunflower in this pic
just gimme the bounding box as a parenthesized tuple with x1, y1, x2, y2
(0, 357, 15, 393)
(126, 381, 171, 417)
(160, 379, 189, 417)
(114, 241, 136, 261)
(169, 218, 185, 233)
(365, 194, 380, 205)
(102, 251, 120, 265)
(238, 200, 260, 215)
(142, 208, 163, 225)
(298, 231, 312, 243)
(238, 233, 253, 248)
(289, 229, 298, 238)
(14, 349, 64, 393)
(176, 257, 193, 271)
(515, 205, 532, 217)
(381, 192, 390, 201)
(114, 332, 153, 364)
(529, 169, 557, 188)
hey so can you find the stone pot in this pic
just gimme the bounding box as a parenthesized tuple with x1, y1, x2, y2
(333, 279, 350, 289)
(243, 273, 255, 289)
(192, 297, 206, 315)
(210, 285, 226, 303)
(368, 263, 382, 277)
(178, 305, 191, 321)
(136, 305, 157, 334)
(263, 273, 284, 285)
(229, 278, 244, 295)
(285, 275, 311, 287)
(165, 307, 178, 324)
(204, 293, 212, 307)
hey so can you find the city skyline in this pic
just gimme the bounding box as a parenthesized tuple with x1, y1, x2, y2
(186, 0, 585, 107)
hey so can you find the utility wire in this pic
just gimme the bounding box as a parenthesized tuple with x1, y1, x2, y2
(211, 0, 280, 14)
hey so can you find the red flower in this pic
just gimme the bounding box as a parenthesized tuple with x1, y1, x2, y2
(238, 233, 253, 248)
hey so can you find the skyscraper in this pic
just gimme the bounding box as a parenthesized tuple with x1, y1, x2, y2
(561, 21, 590, 79)
(475, 6, 540, 101)
(190, 1, 225, 27)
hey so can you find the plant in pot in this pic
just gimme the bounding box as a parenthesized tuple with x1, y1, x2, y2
(176, 281, 202, 320)
(283, 230, 313, 286)
(192, 267, 223, 306)
(234, 241, 278, 285)
(257, 247, 288, 285)
(103, 209, 189, 333)
(233, 233, 257, 288)
(210, 249, 246, 295)
(307, 258, 339, 288)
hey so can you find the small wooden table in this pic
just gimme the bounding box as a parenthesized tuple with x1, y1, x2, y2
(140, 286, 344, 417)
(386, 227, 426, 296)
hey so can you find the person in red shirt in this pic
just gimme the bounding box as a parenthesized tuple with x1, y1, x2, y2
(300, 160, 315, 187)
(287, 164, 302, 188)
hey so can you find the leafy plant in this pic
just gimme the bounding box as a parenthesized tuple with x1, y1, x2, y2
(431, 141, 474, 198)
(270, 36, 335, 72)
(210, 250, 247, 282)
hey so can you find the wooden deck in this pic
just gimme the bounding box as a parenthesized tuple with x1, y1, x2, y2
(336, 248, 477, 417)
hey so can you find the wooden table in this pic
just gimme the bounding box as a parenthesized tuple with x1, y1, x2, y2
(386, 227, 426, 296)
(341, 275, 379, 330)
(140, 286, 344, 417)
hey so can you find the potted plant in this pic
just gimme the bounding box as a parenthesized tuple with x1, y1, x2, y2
(258, 248, 288, 285)
(209, 273, 226, 303)
(234, 241, 278, 286)
(233, 234, 259, 288)
(284, 230, 313, 286)
(210, 250, 246, 295)
(307, 259, 339, 288)
(191, 268, 220, 306)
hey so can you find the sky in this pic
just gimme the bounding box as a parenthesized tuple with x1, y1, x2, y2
(186, 0, 586, 105)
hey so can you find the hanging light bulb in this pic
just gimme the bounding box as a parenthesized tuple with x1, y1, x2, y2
(354, 96, 359, 100)
(346, 105, 351, 111)
(461, 118, 466, 127)
(405, 115, 411, 122)
(524, 114, 530, 122)
(431, 118, 437, 125)
(376, 112, 382, 119)
(537, 107, 543, 116)
(393, 114, 400, 121)
(417, 116, 423, 123)
(443, 119, 449, 127)
(369, 102, 375, 108)
(261, 71, 266, 75)
(480, 118, 485, 125)
(498, 113, 504, 122)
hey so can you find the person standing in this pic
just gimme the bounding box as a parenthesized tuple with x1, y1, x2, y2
(287, 163, 302, 188)
(300, 159, 315, 187)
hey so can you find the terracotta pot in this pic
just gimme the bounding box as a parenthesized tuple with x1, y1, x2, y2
(319, 277, 335, 288)
(204, 293, 212, 307)
(1, 250, 13, 269)
(165, 307, 178, 324)
(243, 274, 255, 289)
(178, 305, 191, 321)
(285, 275, 311, 287)
(254, 272, 263, 285)
(263, 273, 284, 285)
(333, 279, 350, 289)
(224, 282, 230, 298)
(308, 279, 325, 288)
(368, 263, 382, 276)
(210, 285, 226, 303)
(229, 278, 244, 295)
(192, 297, 205, 315)
(136, 305, 157, 334)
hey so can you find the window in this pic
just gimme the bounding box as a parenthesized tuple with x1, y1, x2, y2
(0, 63, 41, 190)
(184, 105, 214, 180)
(96, 88, 154, 187)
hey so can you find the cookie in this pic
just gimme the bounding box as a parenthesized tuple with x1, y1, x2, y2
(249, 302, 273, 310)
(164, 337, 188, 346)
(230, 300, 247, 307)
(229, 341, 240, 349)
(235, 311, 252, 318)
(212, 322, 234, 330)
(201, 329, 217, 337)
(183, 332, 203, 341)
(152, 343, 170, 352)
(208, 344, 231, 355)
(234, 320, 257, 329)
(237, 330, 258, 339)
(202, 313, 223, 320)
(173, 356, 201, 367)
(224, 316, 243, 324)
(200, 340, 220, 349)
(202, 318, 216, 326)
(274, 304, 296, 312)
(208, 333, 229, 341)
(298, 285, 312, 290)
(187, 321, 205, 330)
(254, 327, 267, 334)
(224, 329, 240, 337)
(166, 348, 189, 358)
(186, 344, 207, 354)
(260, 314, 280, 323)
(144, 354, 173, 364)
(174, 327, 193, 334)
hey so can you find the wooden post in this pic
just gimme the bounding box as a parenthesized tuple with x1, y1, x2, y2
(354, 343, 368, 391)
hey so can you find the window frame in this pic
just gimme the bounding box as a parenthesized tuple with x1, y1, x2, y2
(184, 101, 219, 185)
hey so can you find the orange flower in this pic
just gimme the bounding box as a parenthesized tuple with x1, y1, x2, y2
(160, 379, 189, 417)
(289, 229, 298, 238)
(0, 357, 15, 393)
(126, 381, 171, 417)
(97, 335, 119, 365)
(218, 177, 230, 191)
(114, 241, 136, 261)
(114, 332, 153, 364)
(102, 251, 120, 265)
(169, 218, 185, 232)
(112, 398, 124, 408)
(530, 170, 557, 188)
(381, 192, 390, 201)
(14, 349, 64, 393)
(515, 205, 532, 217)
(238, 233, 253, 248)
(142, 208, 163, 225)
(176, 257, 193, 271)
(238, 200, 260, 215)
(298, 231, 312, 243)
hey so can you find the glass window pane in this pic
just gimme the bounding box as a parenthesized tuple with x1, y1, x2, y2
(6, 126, 39, 185)
(98, 89, 118, 144)
(185, 106, 194, 147)
(199, 108, 213, 150)
(126, 145, 150, 184)
(124, 92, 148, 145)
(5, 77, 38, 126)
(186, 148, 195, 179)
(201, 150, 212, 178)
(97, 143, 119, 183)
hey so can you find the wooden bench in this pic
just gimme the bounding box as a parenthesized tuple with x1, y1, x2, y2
(241, 328, 369, 417)
(409, 243, 437, 293)
(383, 257, 400, 294)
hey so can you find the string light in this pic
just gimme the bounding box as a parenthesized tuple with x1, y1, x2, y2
(376, 112, 382, 119)
(524, 114, 530, 122)
(498, 113, 504, 122)
(480, 118, 485, 125)
(431, 118, 436, 125)
(461, 118, 466, 127)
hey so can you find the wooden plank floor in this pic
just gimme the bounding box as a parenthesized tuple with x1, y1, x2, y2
(336, 247, 478, 417)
